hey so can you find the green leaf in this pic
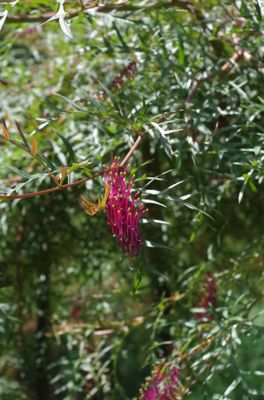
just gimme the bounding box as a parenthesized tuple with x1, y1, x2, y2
(113, 22, 129, 51)
(224, 377, 241, 397)
(160, 179, 187, 195)
(141, 219, 170, 225)
(144, 240, 176, 252)
(37, 152, 57, 170)
(67, 161, 91, 175)
(15, 174, 45, 192)
(141, 198, 167, 208)
(0, 10, 8, 32)
(151, 122, 173, 159)
(189, 231, 196, 243)
(1, 162, 32, 179)
(58, 134, 77, 163)
(96, 79, 123, 115)
(178, 34, 185, 66)
(254, 0, 263, 21)
(132, 256, 143, 294)
(248, 178, 257, 193)
(59, 16, 73, 40)
(53, 93, 86, 111)
(45, 1, 73, 39)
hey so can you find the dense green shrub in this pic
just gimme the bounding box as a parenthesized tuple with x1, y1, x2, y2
(0, 1, 263, 399)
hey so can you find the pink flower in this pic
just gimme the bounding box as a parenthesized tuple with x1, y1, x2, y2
(70, 305, 82, 320)
(141, 364, 180, 400)
(196, 273, 217, 320)
(104, 158, 145, 258)
(143, 385, 159, 400)
(160, 366, 180, 400)
(235, 17, 247, 27)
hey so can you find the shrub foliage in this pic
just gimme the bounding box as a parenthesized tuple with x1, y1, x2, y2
(0, 1, 263, 399)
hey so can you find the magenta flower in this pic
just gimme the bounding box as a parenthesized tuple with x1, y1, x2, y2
(160, 366, 180, 399)
(196, 273, 217, 320)
(104, 158, 145, 258)
(143, 385, 159, 400)
(141, 363, 180, 400)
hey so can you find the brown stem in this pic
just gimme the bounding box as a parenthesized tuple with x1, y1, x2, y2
(120, 135, 142, 166)
(0, 173, 100, 200)
(5, 1, 195, 24)
(0, 133, 143, 200)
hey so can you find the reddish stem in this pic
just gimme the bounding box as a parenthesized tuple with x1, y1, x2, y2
(0, 173, 100, 200)
(120, 135, 142, 166)
(0, 135, 142, 200)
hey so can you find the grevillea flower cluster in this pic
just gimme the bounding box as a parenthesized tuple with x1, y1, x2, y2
(104, 158, 145, 258)
(141, 363, 180, 400)
(196, 272, 217, 321)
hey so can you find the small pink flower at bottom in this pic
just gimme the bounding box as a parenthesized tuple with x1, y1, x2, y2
(143, 385, 159, 400)
(141, 364, 180, 400)
(104, 158, 146, 258)
(196, 272, 217, 321)
(160, 366, 180, 400)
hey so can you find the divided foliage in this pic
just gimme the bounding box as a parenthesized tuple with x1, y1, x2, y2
(0, 1, 263, 399)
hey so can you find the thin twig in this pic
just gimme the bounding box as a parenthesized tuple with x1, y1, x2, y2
(0, 133, 143, 200)
(120, 135, 142, 166)
(15, 120, 30, 149)
(5, 1, 194, 24)
(0, 173, 100, 200)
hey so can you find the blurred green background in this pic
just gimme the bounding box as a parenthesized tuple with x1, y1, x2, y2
(0, 1, 263, 399)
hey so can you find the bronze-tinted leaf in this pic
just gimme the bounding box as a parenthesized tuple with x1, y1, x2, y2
(1, 120, 10, 140)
